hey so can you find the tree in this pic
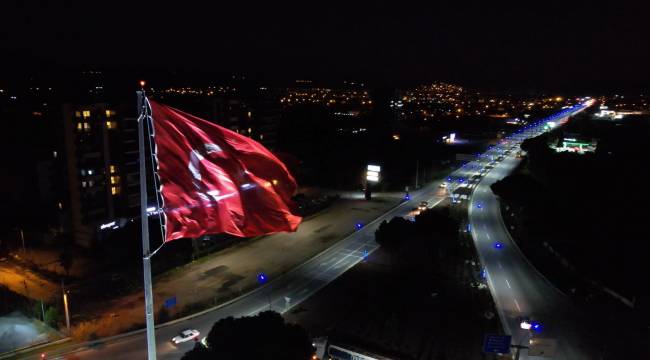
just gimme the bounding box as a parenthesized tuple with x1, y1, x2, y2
(43, 306, 60, 328)
(413, 208, 460, 264)
(375, 217, 415, 267)
(182, 311, 314, 360)
(375, 217, 414, 251)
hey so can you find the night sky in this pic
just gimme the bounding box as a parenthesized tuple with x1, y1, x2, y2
(2, 1, 649, 92)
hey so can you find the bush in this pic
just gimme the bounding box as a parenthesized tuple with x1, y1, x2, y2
(43, 306, 60, 328)
(183, 311, 313, 360)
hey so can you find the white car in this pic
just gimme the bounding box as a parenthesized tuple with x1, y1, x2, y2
(171, 329, 200, 345)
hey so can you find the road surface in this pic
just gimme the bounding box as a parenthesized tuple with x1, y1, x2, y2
(17, 103, 593, 360)
(20, 172, 468, 359)
(468, 103, 598, 359)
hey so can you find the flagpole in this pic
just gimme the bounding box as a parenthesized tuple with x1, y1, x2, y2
(137, 89, 157, 360)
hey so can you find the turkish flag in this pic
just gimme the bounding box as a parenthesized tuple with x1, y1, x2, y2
(149, 100, 302, 242)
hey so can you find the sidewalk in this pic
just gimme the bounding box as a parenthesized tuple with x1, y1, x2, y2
(0, 259, 59, 302)
(71, 193, 403, 339)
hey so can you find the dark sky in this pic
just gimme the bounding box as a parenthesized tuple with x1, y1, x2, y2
(2, 1, 649, 92)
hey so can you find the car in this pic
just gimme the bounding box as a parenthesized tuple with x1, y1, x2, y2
(171, 329, 200, 345)
(439, 182, 447, 188)
(518, 316, 543, 333)
(418, 201, 428, 211)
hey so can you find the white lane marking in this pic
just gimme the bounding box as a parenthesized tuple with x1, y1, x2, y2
(514, 298, 521, 312)
(486, 233, 491, 240)
(505, 279, 511, 289)
(498, 261, 503, 269)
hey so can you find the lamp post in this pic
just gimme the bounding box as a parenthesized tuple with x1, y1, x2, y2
(62, 281, 70, 334)
(19, 228, 25, 254)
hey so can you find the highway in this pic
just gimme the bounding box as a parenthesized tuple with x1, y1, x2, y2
(467, 102, 598, 359)
(19, 103, 592, 360)
(23, 170, 465, 359)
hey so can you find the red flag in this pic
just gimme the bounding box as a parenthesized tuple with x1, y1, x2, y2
(149, 100, 302, 242)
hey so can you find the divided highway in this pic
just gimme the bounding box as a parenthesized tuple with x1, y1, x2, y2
(15, 103, 593, 360)
(22, 170, 467, 359)
(467, 102, 597, 359)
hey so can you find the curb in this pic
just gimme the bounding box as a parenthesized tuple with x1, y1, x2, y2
(0, 338, 71, 360)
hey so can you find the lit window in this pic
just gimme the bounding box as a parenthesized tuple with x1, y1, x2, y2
(58, 202, 63, 210)
(81, 169, 86, 176)
(53, 151, 58, 158)
(82, 110, 91, 118)
(111, 186, 121, 195)
(75, 111, 81, 118)
(82, 181, 87, 188)
(88, 180, 94, 187)
(247, 111, 252, 118)
(105, 110, 115, 117)
(106, 121, 117, 129)
(83, 122, 90, 131)
(247, 127, 252, 134)
(109, 165, 116, 174)
(88, 170, 93, 175)
(77, 123, 83, 130)
(110, 175, 120, 185)
(260, 134, 264, 140)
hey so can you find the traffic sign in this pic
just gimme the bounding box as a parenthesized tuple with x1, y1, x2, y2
(483, 334, 511, 354)
(528, 338, 557, 357)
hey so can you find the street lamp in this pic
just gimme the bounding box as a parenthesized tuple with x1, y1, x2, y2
(62, 287, 71, 334)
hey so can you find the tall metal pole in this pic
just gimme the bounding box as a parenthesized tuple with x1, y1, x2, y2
(61, 280, 70, 334)
(19, 228, 26, 254)
(137, 90, 157, 360)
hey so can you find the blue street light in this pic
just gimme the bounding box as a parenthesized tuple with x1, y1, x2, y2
(355, 222, 364, 230)
(494, 242, 504, 249)
(404, 193, 411, 201)
(257, 273, 267, 285)
(531, 321, 543, 333)
(476, 203, 482, 209)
